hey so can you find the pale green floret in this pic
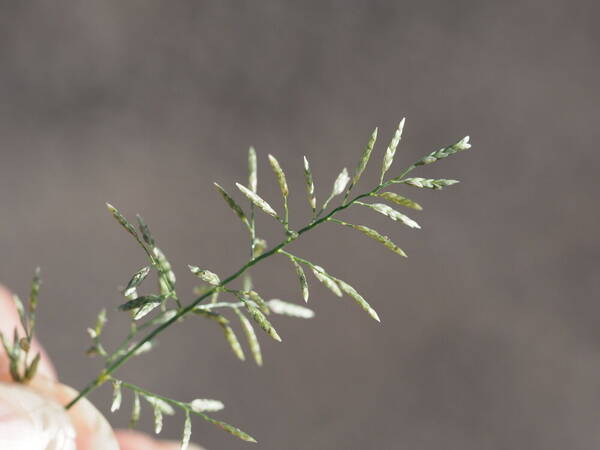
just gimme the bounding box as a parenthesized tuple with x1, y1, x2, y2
(380, 118, 405, 183)
(188, 265, 221, 286)
(268, 154, 289, 198)
(268, 299, 314, 319)
(303, 155, 317, 213)
(248, 147, 258, 193)
(312, 265, 343, 297)
(190, 398, 225, 413)
(236, 183, 278, 218)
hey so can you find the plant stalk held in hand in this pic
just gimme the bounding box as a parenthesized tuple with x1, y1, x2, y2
(3, 118, 474, 448)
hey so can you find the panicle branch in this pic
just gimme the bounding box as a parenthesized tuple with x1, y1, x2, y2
(57, 118, 474, 446)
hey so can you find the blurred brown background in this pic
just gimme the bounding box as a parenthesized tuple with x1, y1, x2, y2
(1, 1, 599, 449)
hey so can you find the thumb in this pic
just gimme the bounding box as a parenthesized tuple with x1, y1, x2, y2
(27, 377, 119, 450)
(0, 378, 120, 450)
(0, 381, 75, 449)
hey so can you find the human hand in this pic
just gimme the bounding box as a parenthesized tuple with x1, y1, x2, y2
(0, 285, 204, 449)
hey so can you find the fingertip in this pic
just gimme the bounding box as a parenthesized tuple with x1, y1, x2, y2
(114, 430, 157, 450)
(115, 429, 206, 450)
(0, 381, 76, 449)
(30, 379, 119, 450)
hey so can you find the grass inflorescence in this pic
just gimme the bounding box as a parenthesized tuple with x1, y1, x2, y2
(4, 118, 473, 447)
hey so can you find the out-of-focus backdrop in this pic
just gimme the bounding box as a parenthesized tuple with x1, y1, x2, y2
(1, 2, 598, 449)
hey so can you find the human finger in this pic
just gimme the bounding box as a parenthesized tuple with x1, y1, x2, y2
(115, 429, 206, 450)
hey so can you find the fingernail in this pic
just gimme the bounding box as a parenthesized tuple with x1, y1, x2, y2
(27, 379, 119, 450)
(0, 382, 76, 449)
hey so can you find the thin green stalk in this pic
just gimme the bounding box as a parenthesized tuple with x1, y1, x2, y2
(116, 378, 188, 410)
(283, 197, 289, 229)
(66, 161, 420, 410)
(277, 250, 315, 269)
(316, 193, 335, 218)
(105, 312, 170, 366)
(381, 164, 416, 189)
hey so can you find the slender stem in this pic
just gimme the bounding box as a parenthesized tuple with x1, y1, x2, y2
(316, 193, 335, 218)
(66, 162, 419, 410)
(383, 164, 416, 188)
(105, 311, 170, 366)
(105, 342, 130, 366)
(114, 377, 234, 432)
(117, 378, 189, 410)
(277, 250, 315, 269)
(328, 217, 351, 227)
